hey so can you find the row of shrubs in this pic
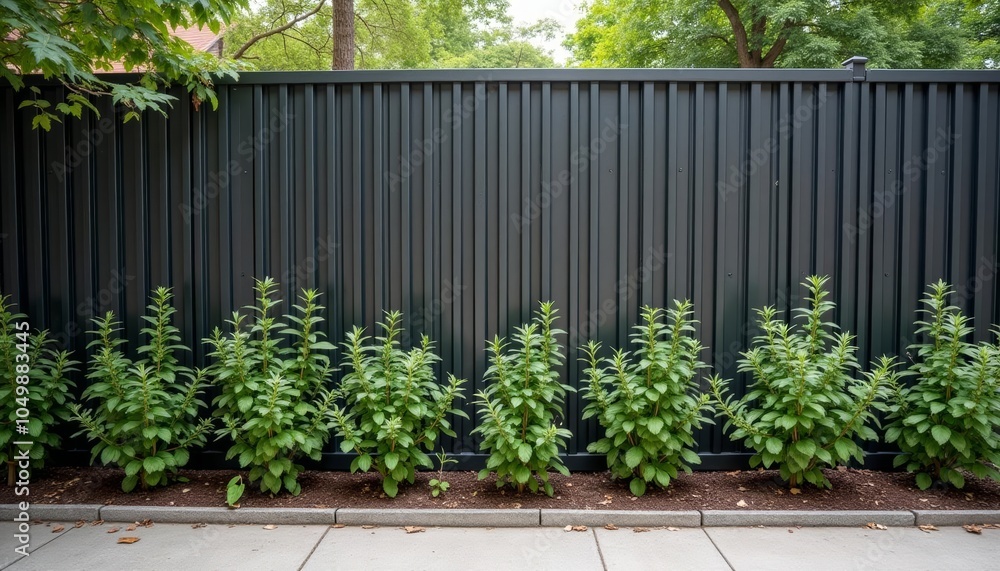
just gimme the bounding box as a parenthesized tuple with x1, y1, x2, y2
(1, 276, 998, 501)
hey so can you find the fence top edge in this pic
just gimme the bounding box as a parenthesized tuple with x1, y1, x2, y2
(8, 68, 862, 87)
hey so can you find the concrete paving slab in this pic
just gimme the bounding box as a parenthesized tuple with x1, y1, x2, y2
(99, 505, 337, 525)
(335, 508, 539, 527)
(541, 510, 701, 527)
(706, 525, 1000, 571)
(3, 522, 328, 571)
(302, 526, 603, 571)
(912, 510, 1000, 526)
(594, 527, 730, 571)
(0, 504, 102, 522)
(701, 510, 913, 527)
(0, 522, 72, 570)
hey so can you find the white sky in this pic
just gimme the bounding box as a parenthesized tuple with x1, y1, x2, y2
(505, 0, 583, 65)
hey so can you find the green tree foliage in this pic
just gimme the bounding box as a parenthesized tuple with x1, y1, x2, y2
(566, 0, 989, 68)
(1, 0, 245, 129)
(225, 0, 558, 69)
(884, 281, 1000, 490)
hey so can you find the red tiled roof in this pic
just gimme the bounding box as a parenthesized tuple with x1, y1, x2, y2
(104, 25, 224, 73)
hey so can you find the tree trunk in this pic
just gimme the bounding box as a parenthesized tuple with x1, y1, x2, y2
(333, 0, 355, 70)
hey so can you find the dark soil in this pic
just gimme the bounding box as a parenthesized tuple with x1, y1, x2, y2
(5, 466, 1000, 511)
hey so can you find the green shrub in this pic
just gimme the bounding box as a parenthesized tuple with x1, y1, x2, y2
(206, 278, 337, 496)
(581, 302, 713, 496)
(884, 281, 1000, 490)
(331, 310, 467, 498)
(0, 294, 77, 483)
(71, 287, 212, 492)
(472, 302, 573, 496)
(710, 276, 895, 488)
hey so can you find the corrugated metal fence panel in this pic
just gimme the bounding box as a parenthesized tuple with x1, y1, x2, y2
(1, 70, 998, 468)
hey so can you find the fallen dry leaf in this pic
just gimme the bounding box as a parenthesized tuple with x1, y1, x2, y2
(73, 521, 86, 529)
(788, 529, 794, 533)
(665, 527, 680, 532)
(571, 525, 588, 532)
(633, 527, 650, 533)
(182, 488, 191, 494)
(963, 525, 983, 535)
(117, 537, 141, 544)
(737, 486, 748, 492)
(331, 524, 346, 529)
(91, 520, 104, 526)
(918, 525, 939, 533)
(604, 524, 619, 530)
(107, 527, 120, 534)
(736, 500, 748, 507)
(191, 523, 207, 529)
(864, 522, 888, 530)
(51, 525, 64, 533)
(137, 519, 154, 528)
(403, 526, 426, 534)
(126, 524, 137, 532)
(789, 488, 801, 495)
(262, 524, 278, 530)
(361, 525, 377, 529)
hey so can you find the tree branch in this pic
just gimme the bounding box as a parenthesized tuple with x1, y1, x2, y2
(233, 0, 327, 59)
(715, 0, 752, 67)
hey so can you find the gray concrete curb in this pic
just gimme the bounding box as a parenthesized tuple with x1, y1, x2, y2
(7, 504, 995, 528)
(98, 505, 337, 525)
(336, 508, 539, 527)
(0, 503, 103, 521)
(912, 510, 1000, 526)
(701, 510, 915, 527)
(540, 509, 701, 527)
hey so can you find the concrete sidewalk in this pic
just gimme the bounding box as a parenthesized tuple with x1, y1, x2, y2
(3, 521, 998, 571)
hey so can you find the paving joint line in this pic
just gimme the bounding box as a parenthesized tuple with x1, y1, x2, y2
(590, 527, 608, 571)
(298, 524, 332, 571)
(701, 527, 735, 571)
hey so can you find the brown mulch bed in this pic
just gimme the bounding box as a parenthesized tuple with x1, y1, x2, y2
(5, 466, 1000, 511)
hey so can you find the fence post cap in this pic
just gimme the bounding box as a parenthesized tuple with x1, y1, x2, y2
(841, 56, 868, 80)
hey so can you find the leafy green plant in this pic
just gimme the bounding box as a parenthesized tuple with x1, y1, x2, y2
(0, 294, 78, 485)
(581, 302, 713, 497)
(331, 310, 467, 498)
(430, 452, 457, 497)
(709, 276, 895, 489)
(226, 475, 246, 507)
(884, 281, 1000, 490)
(71, 287, 212, 492)
(472, 302, 573, 496)
(206, 278, 337, 496)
